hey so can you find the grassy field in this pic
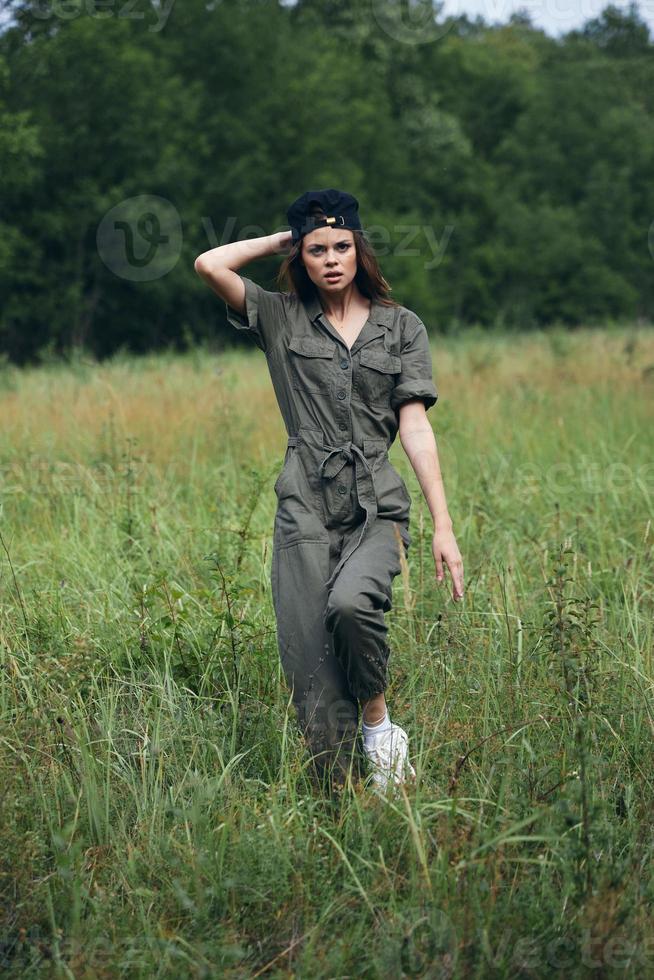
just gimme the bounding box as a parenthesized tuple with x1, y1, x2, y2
(1, 326, 653, 978)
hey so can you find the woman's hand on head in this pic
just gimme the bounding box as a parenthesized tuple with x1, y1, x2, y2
(432, 528, 464, 602)
(275, 229, 294, 255)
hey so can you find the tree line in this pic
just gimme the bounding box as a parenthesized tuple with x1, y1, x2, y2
(1, 0, 653, 364)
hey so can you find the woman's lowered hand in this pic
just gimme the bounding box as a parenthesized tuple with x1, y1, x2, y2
(433, 527, 464, 601)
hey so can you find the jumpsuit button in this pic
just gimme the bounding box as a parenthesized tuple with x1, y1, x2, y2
(337, 484, 347, 494)
(338, 422, 347, 430)
(337, 390, 346, 400)
(340, 359, 348, 369)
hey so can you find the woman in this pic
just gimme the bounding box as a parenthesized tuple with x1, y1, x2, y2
(194, 188, 464, 795)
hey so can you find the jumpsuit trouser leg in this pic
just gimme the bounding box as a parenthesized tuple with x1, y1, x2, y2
(324, 516, 407, 702)
(272, 516, 409, 790)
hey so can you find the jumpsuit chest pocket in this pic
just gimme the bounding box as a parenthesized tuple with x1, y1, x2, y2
(354, 348, 402, 405)
(288, 336, 335, 393)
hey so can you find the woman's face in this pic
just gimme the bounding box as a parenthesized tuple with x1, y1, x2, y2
(300, 227, 357, 292)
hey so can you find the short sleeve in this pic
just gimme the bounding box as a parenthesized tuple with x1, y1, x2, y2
(224, 275, 286, 355)
(390, 312, 438, 413)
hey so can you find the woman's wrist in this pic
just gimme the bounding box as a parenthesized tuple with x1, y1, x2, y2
(244, 230, 291, 258)
(238, 232, 288, 261)
(433, 514, 453, 533)
(196, 231, 289, 272)
(272, 229, 293, 254)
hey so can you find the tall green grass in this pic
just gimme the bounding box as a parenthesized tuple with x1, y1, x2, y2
(1, 326, 653, 977)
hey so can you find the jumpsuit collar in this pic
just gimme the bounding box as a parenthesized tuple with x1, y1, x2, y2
(302, 291, 395, 355)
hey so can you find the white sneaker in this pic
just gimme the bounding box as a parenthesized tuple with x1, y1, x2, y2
(363, 722, 416, 791)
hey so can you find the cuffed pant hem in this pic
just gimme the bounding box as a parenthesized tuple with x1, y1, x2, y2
(352, 683, 388, 702)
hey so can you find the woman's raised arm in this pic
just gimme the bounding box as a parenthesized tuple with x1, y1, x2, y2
(194, 231, 293, 315)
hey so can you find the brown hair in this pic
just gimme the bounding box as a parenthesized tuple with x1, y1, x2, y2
(276, 203, 399, 308)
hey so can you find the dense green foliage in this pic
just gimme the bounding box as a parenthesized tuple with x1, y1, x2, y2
(1, 331, 654, 975)
(1, 0, 653, 363)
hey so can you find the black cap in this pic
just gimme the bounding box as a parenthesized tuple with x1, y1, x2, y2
(286, 188, 362, 246)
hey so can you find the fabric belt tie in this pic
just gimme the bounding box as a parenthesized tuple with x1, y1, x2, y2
(318, 441, 361, 480)
(316, 440, 379, 591)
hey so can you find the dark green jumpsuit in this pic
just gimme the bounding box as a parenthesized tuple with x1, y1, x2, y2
(225, 276, 438, 788)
